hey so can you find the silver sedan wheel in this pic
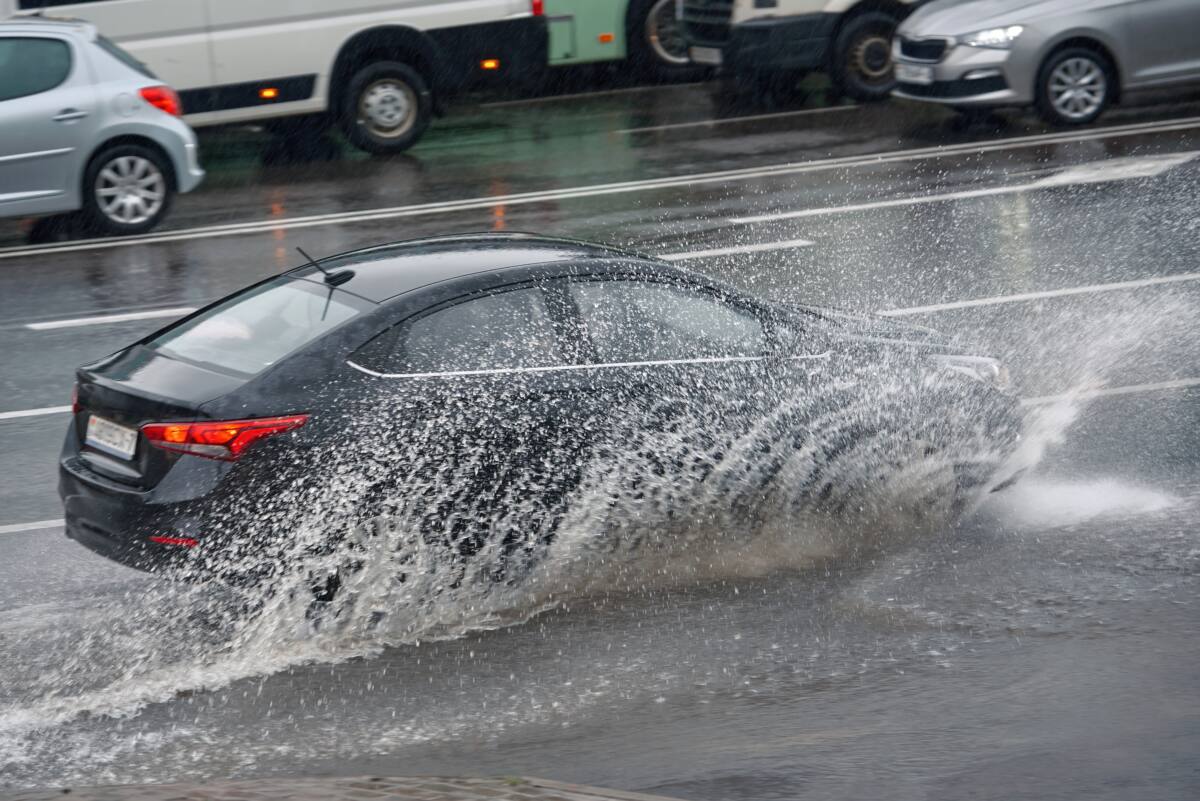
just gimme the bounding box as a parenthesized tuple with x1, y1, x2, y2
(95, 155, 166, 226)
(359, 79, 418, 139)
(1048, 57, 1107, 121)
(645, 0, 690, 66)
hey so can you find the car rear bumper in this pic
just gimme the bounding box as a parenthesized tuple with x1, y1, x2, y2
(689, 12, 839, 74)
(428, 16, 548, 95)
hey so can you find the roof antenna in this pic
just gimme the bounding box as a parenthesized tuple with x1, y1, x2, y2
(296, 246, 354, 287)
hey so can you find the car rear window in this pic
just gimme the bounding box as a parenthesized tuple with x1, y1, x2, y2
(95, 35, 156, 79)
(147, 278, 367, 378)
(0, 37, 71, 101)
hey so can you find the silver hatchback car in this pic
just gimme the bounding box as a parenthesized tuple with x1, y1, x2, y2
(892, 0, 1200, 126)
(0, 17, 203, 236)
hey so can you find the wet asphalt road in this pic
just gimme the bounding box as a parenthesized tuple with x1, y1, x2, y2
(1, 82, 1199, 798)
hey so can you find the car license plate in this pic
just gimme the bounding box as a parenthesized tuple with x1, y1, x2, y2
(690, 46, 722, 66)
(896, 63, 934, 85)
(86, 415, 138, 460)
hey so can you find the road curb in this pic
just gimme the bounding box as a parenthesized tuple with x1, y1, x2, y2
(0, 776, 688, 801)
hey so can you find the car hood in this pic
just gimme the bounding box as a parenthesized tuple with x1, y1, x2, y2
(780, 303, 959, 351)
(902, 0, 1095, 35)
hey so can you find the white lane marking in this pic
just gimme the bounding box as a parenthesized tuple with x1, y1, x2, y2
(4, 116, 1200, 261)
(660, 237, 815, 261)
(0, 518, 63, 536)
(478, 82, 707, 108)
(0, 405, 72, 421)
(731, 151, 1199, 224)
(614, 105, 857, 135)
(25, 306, 197, 331)
(1021, 377, 1200, 406)
(878, 270, 1200, 317)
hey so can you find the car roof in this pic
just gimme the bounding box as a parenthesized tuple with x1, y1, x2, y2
(0, 15, 95, 38)
(288, 233, 662, 303)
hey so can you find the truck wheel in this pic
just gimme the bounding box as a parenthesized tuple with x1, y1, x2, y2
(1035, 47, 1113, 126)
(340, 61, 432, 155)
(80, 143, 174, 236)
(627, 0, 692, 77)
(831, 12, 898, 102)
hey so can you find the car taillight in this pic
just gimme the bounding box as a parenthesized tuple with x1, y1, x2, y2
(142, 414, 308, 461)
(71, 383, 81, 414)
(139, 85, 182, 117)
(531, 0, 543, 15)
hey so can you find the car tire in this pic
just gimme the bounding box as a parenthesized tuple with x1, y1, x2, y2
(339, 61, 432, 155)
(831, 12, 899, 102)
(1035, 47, 1113, 126)
(626, 0, 693, 77)
(80, 143, 174, 237)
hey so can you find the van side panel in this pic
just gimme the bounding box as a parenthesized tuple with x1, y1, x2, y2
(21, 0, 215, 90)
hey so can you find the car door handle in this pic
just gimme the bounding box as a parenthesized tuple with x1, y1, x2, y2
(53, 109, 89, 122)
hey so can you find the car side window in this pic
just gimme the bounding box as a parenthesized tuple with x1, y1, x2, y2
(361, 287, 563, 375)
(0, 38, 72, 102)
(567, 280, 767, 363)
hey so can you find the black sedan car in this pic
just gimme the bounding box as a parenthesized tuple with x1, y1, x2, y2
(60, 233, 1022, 585)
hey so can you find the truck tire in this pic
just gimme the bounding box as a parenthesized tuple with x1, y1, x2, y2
(340, 61, 432, 155)
(831, 11, 898, 102)
(626, 0, 692, 77)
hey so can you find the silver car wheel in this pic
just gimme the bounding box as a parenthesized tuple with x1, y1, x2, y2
(95, 155, 166, 226)
(1048, 56, 1107, 121)
(359, 79, 417, 139)
(645, 0, 690, 66)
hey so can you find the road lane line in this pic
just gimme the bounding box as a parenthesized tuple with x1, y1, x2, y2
(660, 238, 814, 261)
(732, 151, 1198, 224)
(614, 105, 857, 135)
(878, 271, 1200, 317)
(25, 307, 197, 331)
(4, 116, 1200, 260)
(1021, 377, 1200, 406)
(0, 405, 72, 421)
(0, 518, 63, 536)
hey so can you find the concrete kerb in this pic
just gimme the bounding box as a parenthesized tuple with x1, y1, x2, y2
(0, 776, 688, 801)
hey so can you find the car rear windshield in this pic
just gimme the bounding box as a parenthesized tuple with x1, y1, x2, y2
(95, 35, 156, 79)
(146, 278, 367, 378)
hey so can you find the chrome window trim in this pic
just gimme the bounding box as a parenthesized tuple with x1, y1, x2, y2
(346, 352, 830, 380)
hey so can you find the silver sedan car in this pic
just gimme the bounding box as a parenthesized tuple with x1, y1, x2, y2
(892, 0, 1200, 125)
(0, 17, 203, 236)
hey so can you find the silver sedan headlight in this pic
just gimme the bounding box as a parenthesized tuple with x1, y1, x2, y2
(960, 25, 1024, 49)
(932, 355, 1011, 390)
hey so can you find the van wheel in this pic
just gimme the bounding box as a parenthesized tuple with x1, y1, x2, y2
(81, 143, 174, 236)
(627, 0, 692, 77)
(340, 61, 432, 154)
(1035, 47, 1113, 126)
(831, 12, 898, 102)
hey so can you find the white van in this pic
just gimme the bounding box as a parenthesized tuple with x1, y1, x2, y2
(5, 0, 546, 153)
(680, 0, 923, 101)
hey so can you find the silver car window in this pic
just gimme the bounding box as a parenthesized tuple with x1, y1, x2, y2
(0, 37, 71, 102)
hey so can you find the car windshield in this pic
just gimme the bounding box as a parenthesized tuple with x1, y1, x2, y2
(147, 278, 365, 378)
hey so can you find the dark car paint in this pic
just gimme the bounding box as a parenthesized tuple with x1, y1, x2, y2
(60, 234, 1016, 575)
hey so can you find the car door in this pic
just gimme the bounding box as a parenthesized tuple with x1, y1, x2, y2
(0, 34, 100, 217)
(1121, 0, 1200, 87)
(345, 281, 591, 584)
(547, 273, 792, 546)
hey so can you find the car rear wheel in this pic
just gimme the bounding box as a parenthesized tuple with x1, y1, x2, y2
(81, 143, 174, 236)
(627, 0, 692, 77)
(340, 61, 432, 154)
(831, 12, 899, 102)
(1036, 47, 1112, 126)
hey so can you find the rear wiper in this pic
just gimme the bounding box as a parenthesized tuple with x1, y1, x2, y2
(296, 246, 354, 287)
